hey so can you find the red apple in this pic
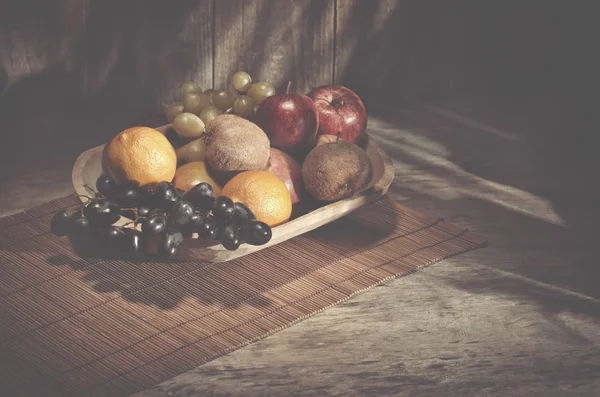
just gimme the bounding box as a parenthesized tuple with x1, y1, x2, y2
(307, 85, 367, 144)
(265, 148, 304, 204)
(255, 88, 319, 152)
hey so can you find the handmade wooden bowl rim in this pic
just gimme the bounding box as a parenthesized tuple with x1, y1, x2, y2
(72, 124, 395, 262)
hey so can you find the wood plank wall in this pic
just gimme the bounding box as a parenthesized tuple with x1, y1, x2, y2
(0, 0, 454, 114)
(0, 0, 578, 117)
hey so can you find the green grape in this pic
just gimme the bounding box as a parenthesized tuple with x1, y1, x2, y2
(199, 106, 223, 125)
(164, 101, 184, 123)
(233, 95, 256, 118)
(173, 112, 205, 138)
(232, 71, 252, 92)
(247, 82, 275, 104)
(180, 81, 202, 96)
(176, 138, 206, 164)
(183, 93, 212, 115)
(204, 89, 216, 104)
(213, 89, 235, 111)
(253, 104, 260, 115)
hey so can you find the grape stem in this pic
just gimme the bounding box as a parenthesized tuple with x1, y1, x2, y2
(336, 130, 342, 142)
(83, 184, 100, 196)
(75, 193, 94, 203)
(286, 81, 291, 95)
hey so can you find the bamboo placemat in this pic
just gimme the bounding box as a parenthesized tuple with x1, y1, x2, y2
(0, 194, 485, 397)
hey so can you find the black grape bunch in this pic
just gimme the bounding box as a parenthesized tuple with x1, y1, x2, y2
(50, 175, 273, 261)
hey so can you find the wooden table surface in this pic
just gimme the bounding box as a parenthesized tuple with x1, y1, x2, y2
(1, 99, 599, 397)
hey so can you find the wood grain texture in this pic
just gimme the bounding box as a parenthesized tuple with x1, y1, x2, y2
(335, 0, 454, 104)
(1, 0, 575, 113)
(214, 0, 335, 94)
(0, 0, 456, 113)
(81, 0, 214, 110)
(148, 0, 214, 106)
(0, 0, 87, 88)
(0, 0, 87, 98)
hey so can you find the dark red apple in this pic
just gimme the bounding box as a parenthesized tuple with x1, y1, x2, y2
(265, 148, 304, 204)
(255, 87, 319, 152)
(307, 85, 367, 144)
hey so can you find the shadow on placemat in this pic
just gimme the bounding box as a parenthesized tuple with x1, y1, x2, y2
(0, 194, 484, 397)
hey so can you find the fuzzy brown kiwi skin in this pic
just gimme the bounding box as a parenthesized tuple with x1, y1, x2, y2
(204, 114, 271, 172)
(302, 140, 372, 203)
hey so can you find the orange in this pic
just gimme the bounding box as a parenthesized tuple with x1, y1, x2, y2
(104, 126, 177, 188)
(221, 170, 292, 227)
(172, 161, 221, 196)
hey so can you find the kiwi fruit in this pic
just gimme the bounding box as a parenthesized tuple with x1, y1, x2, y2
(302, 140, 372, 202)
(204, 114, 270, 172)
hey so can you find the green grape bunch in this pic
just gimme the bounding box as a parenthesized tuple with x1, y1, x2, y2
(164, 72, 277, 127)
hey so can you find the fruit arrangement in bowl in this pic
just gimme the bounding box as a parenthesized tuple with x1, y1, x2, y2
(64, 73, 394, 262)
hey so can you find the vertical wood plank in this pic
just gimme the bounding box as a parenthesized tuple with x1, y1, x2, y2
(147, 0, 214, 107)
(213, 0, 244, 89)
(214, 0, 334, 94)
(0, 0, 87, 87)
(81, 0, 213, 111)
(81, 0, 147, 99)
(0, 0, 90, 144)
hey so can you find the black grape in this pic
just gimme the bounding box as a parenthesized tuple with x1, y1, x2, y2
(159, 227, 184, 261)
(116, 185, 141, 207)
(153, 182, 180, 210)
(198, 217, 219, 240)
(106, 226, 126, 241)
(127, 230, 145, 256)
(83, 199, 121, 227)
(96, 174, 116, 197)
(137, 206, 151, 218)
(68, 213, 96, 255)
(70, 213, 92, 236)
(137, 186, 154, 207)
(231, 202, 256, 226)
(242, 221, 272, 246)
(169, 200, 194, 227)
(104, 226, 127, 256)
(220, 224, 241, 251)
(186, 210, 207, 236)
(50, 210, 72, 237)
(141, 212, 168, 236)
(183, 182, 214, 210)
(123, 205, 151, 222)
(214, 196, 234, 220)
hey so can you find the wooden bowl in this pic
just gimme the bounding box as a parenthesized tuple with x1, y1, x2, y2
(72, 124, 395, 262)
